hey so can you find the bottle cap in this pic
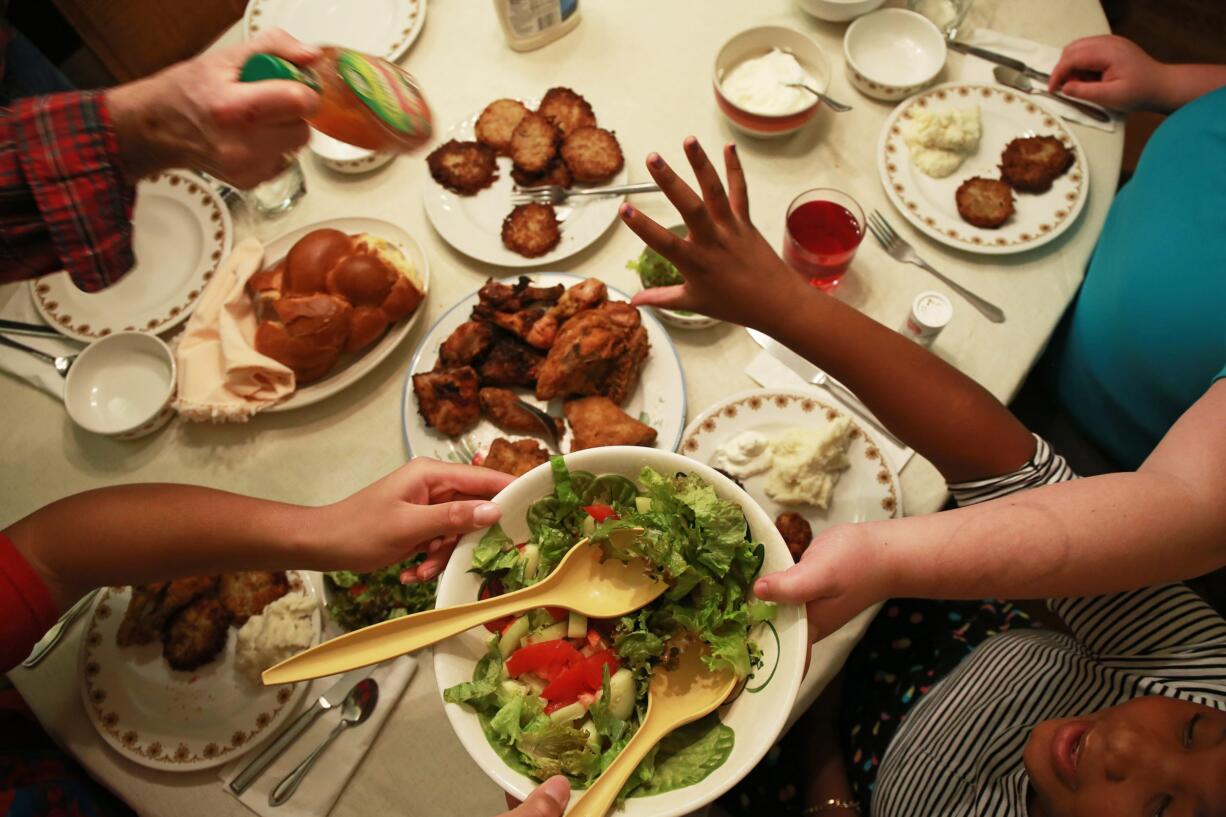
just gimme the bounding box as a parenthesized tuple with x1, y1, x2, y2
(240, 54, 321, 92)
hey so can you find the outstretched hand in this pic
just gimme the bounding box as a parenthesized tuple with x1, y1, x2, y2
(316, 458, 513, 580)
(620, 136, 807, 328)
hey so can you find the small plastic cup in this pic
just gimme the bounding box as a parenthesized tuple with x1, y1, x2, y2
(782, 188, 865, 291)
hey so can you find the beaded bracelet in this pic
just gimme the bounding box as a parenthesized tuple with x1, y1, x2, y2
(801, 797, 861, 815)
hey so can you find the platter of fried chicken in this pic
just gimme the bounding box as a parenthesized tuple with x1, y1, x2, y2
(422, 88, 628, 267)
(403, 273, 686, 474)
(250, 219, 430, 411)
(77, 572, 320, 771)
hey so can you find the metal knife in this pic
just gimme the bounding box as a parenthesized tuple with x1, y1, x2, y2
(21, 588, 101, 668)
(0, 318, 69, 340)
(947, 39, 1051, 83)
(992, 66, 1111, 123)
(230, 665, 376, 794)
(745, 328, 904, 449)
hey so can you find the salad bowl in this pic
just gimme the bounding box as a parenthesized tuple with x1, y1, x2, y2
(434, 446, 807, 817)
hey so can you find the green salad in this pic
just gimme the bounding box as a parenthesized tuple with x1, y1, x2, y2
(325, 555, 437, 631)
(444, 457, 774, 798)
(626, 249, 697, 319)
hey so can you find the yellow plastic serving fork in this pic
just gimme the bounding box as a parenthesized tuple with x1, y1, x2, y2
(263, 538, 666, 686)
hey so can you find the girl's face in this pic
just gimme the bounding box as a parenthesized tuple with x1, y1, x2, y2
(1024, 697, 1226, 817)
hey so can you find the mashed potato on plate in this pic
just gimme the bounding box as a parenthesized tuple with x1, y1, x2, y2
(235, 591, 316, 683)
(904, 107, 981, 178)
(765, 419, 853, 509)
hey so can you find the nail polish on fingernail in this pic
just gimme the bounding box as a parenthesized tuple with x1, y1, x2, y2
(647, 153, 663, 168)
(620, 203, 635, 218)
(684, 135, 697, 147)
(729, 142, 738, 155)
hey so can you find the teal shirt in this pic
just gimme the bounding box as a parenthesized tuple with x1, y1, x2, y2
(1048, 86, 1226, 469)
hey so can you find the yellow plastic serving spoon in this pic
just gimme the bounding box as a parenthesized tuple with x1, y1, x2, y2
(263, 536, 665, 686)
(568, 643, 738, 817)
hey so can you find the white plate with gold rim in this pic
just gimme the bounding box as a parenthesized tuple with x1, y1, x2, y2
(78, 572, 320, 772)
(681, 388, 902, 541)
(877, 82, 1089, 255)
(262, 217, 430, 412)
(31, 171, 232, 342)
(242, 0, 426, 62)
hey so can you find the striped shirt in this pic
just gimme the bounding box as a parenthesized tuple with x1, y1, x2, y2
(872, 436, 1226, 816)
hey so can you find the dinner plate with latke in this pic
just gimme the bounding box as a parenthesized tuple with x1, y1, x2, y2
(400, 272, 685, 461)
(78, 572, 320, 772)
(242, 0, 426, 62)
(878, 82, 1089, 255)
(31, 171, 232, 342)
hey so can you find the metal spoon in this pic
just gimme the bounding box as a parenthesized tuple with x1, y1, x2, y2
(784, 82, 853, 113)
(0, 334, 75, 376)
(269, 678, 379, 806)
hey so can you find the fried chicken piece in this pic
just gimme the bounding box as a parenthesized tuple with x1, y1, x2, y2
(776, 512, 813, 561)
(162, 596, 231, 672)
(474, 304, 548, 341)
(501, 203, 561, 258)
(482, 437, 550, 477)
(475, 98, 529, 155)
(955, 177, 1015, 228)
(480, 387, 563, 436)
(116, 582, 169, 647)
(537, 87, 597, 136)
(438, 320, 494, 368)
(565, 396, 657, 451)
(524, 277, 608, 348)
(218, 571, 290, 626)
(478, 336, 544, 387)
(511, 158, 574, 189)
(999, 135, 1075, 193)
(537, 302, 649, 404)
(560, 126, 624, 183)
(509, 112, 560, 174)
(412, 366, 481, 436)
(426, 139, 499, 195)
(477, 277, 563, 311)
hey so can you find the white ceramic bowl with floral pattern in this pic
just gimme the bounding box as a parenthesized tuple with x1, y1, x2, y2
(64, 332, 176, 440)
(844, 9, 946, 101)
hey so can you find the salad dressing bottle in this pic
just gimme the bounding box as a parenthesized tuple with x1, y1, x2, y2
(240, 48, 433, 152)
(492, 0, 581, 51)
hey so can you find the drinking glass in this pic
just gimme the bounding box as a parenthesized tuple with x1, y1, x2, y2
(907, 0, 974, 37)
(782, 188, 865, 292)
(243, 154, 307, 216)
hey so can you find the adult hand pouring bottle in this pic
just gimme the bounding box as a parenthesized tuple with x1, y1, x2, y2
(240, 47, 433, 152)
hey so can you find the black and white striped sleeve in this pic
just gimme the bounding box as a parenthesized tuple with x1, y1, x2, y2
(948, 435, 1077, 507)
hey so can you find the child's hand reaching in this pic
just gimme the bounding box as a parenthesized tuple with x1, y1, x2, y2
(621, 136, 808, 329)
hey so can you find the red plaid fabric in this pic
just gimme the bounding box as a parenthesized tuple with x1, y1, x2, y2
(0, 91, 136, 292)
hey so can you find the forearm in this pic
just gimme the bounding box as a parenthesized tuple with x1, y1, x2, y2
(1152, 63, 1226, 112)
(5, 484, 334, 611)
(873, 470, 1226, 600)
(756, 277, 1034, 482)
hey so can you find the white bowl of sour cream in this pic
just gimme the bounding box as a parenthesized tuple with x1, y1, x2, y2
(713, 27, 830, 137)
(843, 9, 946, 101)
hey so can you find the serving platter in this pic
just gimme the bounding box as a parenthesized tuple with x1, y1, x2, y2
(31, 171, 232, 342)
(78, 572, 320, 772)
(422, 100, 629, 268)
(263, 217, 431, 412)
(242, 0, 426, 62)
(878, 82, 1089, 255)
(400, 272, 686, 461)
(681, 388, 903, 540)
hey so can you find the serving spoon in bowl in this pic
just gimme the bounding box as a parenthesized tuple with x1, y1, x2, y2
(784, 82, 853, 113)
(568, 642, 738, 817)
(263, 534, 663, 685)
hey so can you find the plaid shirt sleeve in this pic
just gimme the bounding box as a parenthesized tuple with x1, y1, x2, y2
(0, 90, 136, 292)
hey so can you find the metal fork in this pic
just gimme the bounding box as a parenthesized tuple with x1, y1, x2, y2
(511, 181, 660, 206)
(866, 211, 1006, 324)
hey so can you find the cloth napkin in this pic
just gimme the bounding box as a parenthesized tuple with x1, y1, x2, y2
(0, 286, 82, 398)
(220, 656, 417, 817)
(174, 237, 295, 422)
(745, 350, 914, 473)
(961, 28, 1118, 132)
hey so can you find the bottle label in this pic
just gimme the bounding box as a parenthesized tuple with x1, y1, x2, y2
(336, 50, 430, 137)
(506, 0, 565, 37)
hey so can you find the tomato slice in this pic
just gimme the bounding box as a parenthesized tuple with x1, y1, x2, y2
(480, 579, 511, 633)
(544, 697, 579, 715)
(545, 607, 568, 622)
(541, 661, 592, 702)
(583, 504, 620, 523)
(347, 583, 366, 598)
(505, 639, 578, 677)
(583, 649, 620, 689)
(585, 629, 608, 650)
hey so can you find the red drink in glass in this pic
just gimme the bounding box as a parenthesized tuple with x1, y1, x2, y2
(782, 189, 865, 291)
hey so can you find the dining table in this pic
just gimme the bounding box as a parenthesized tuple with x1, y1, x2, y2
(0, 0, 1123, 815)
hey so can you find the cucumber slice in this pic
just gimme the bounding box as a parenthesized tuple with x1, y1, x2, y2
(521, 543, 541, 581)
(607, 668, 636, 720)
(498, 615, 531, 658)
(635, 496, 652, 514)
(582, 515, 596, 536)
(567, 611, 587, 639)
(579, 718, 599, 750)
(522, 674, 547, 697)
(548, 701, 588, 724)
(501, 679, 529, 697)
(523, 621, 568, 645)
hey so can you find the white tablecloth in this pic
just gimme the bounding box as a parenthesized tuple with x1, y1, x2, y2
(1, 1, 1122, 815)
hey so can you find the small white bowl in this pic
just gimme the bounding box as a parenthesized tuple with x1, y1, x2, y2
(796, 0, 886, 23)
(633, 225, 720, 331)
(713, 26, 830, 138)
(308, 129, 395, 174)
(434, 446, 807, 817)
(64, 332, 176, 440)
(844, 9, 946, 101)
